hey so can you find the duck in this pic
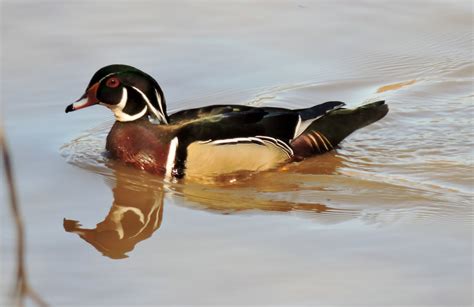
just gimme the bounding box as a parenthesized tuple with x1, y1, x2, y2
(65, 64, 388, 179)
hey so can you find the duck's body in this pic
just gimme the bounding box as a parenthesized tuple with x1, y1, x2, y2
(106, 118, 293, 178)
(66, 64, 388, 179)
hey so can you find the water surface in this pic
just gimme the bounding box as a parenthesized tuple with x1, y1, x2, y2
(1, 0, 472, 306)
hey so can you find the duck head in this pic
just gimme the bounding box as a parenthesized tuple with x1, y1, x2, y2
(65, 64, 169, 124)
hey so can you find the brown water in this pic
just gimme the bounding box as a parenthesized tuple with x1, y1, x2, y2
(1, 1, 473, 306)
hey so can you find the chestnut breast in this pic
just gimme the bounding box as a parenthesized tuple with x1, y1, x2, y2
(106, 120, 172, 174)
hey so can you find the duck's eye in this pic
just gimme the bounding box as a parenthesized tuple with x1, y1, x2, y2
(106, 77, 120, 88)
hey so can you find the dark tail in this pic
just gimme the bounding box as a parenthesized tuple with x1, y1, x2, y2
(291, 101, 389, 158)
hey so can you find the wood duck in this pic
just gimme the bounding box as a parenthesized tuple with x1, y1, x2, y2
(65, 64, 388, 179)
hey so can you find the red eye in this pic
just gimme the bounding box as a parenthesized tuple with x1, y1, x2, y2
(106, 77, 120, 88)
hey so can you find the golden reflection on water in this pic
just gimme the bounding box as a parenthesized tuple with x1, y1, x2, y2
(376, 79, 416, 93)
(63, 153, 348, 259)
(64, 168, 164, 259)
(176, 153, 344, 212)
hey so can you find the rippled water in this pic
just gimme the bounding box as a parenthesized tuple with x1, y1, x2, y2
(1, 0, 473, 306)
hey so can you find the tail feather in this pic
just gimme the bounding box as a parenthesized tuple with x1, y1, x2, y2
(295, 101, 345, 120)
(291, 100, 388, 158)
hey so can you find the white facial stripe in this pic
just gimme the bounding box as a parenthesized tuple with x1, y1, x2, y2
(91, 72, 168, 124)
(132, 86, 168, 124)
(116, 87, 127, 110)
(117, 106, 147, 122)
(130, 86, 158, 117)
(104, 87, 147, 122)
(97, 72, 115, 85)
(165, 137, 179, 179)
(130, 86, 168, 124)
(155, 89, 168, 124)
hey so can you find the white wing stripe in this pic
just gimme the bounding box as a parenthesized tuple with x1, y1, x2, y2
(293, 103, 344, 138)
(294, 117, 319, 138)
(293, 115, 302, 139)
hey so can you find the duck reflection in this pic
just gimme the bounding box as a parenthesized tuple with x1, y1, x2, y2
(64, 153, 345, 259)
(175, 153, 345, 214)
(64, 168, 164, 259)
